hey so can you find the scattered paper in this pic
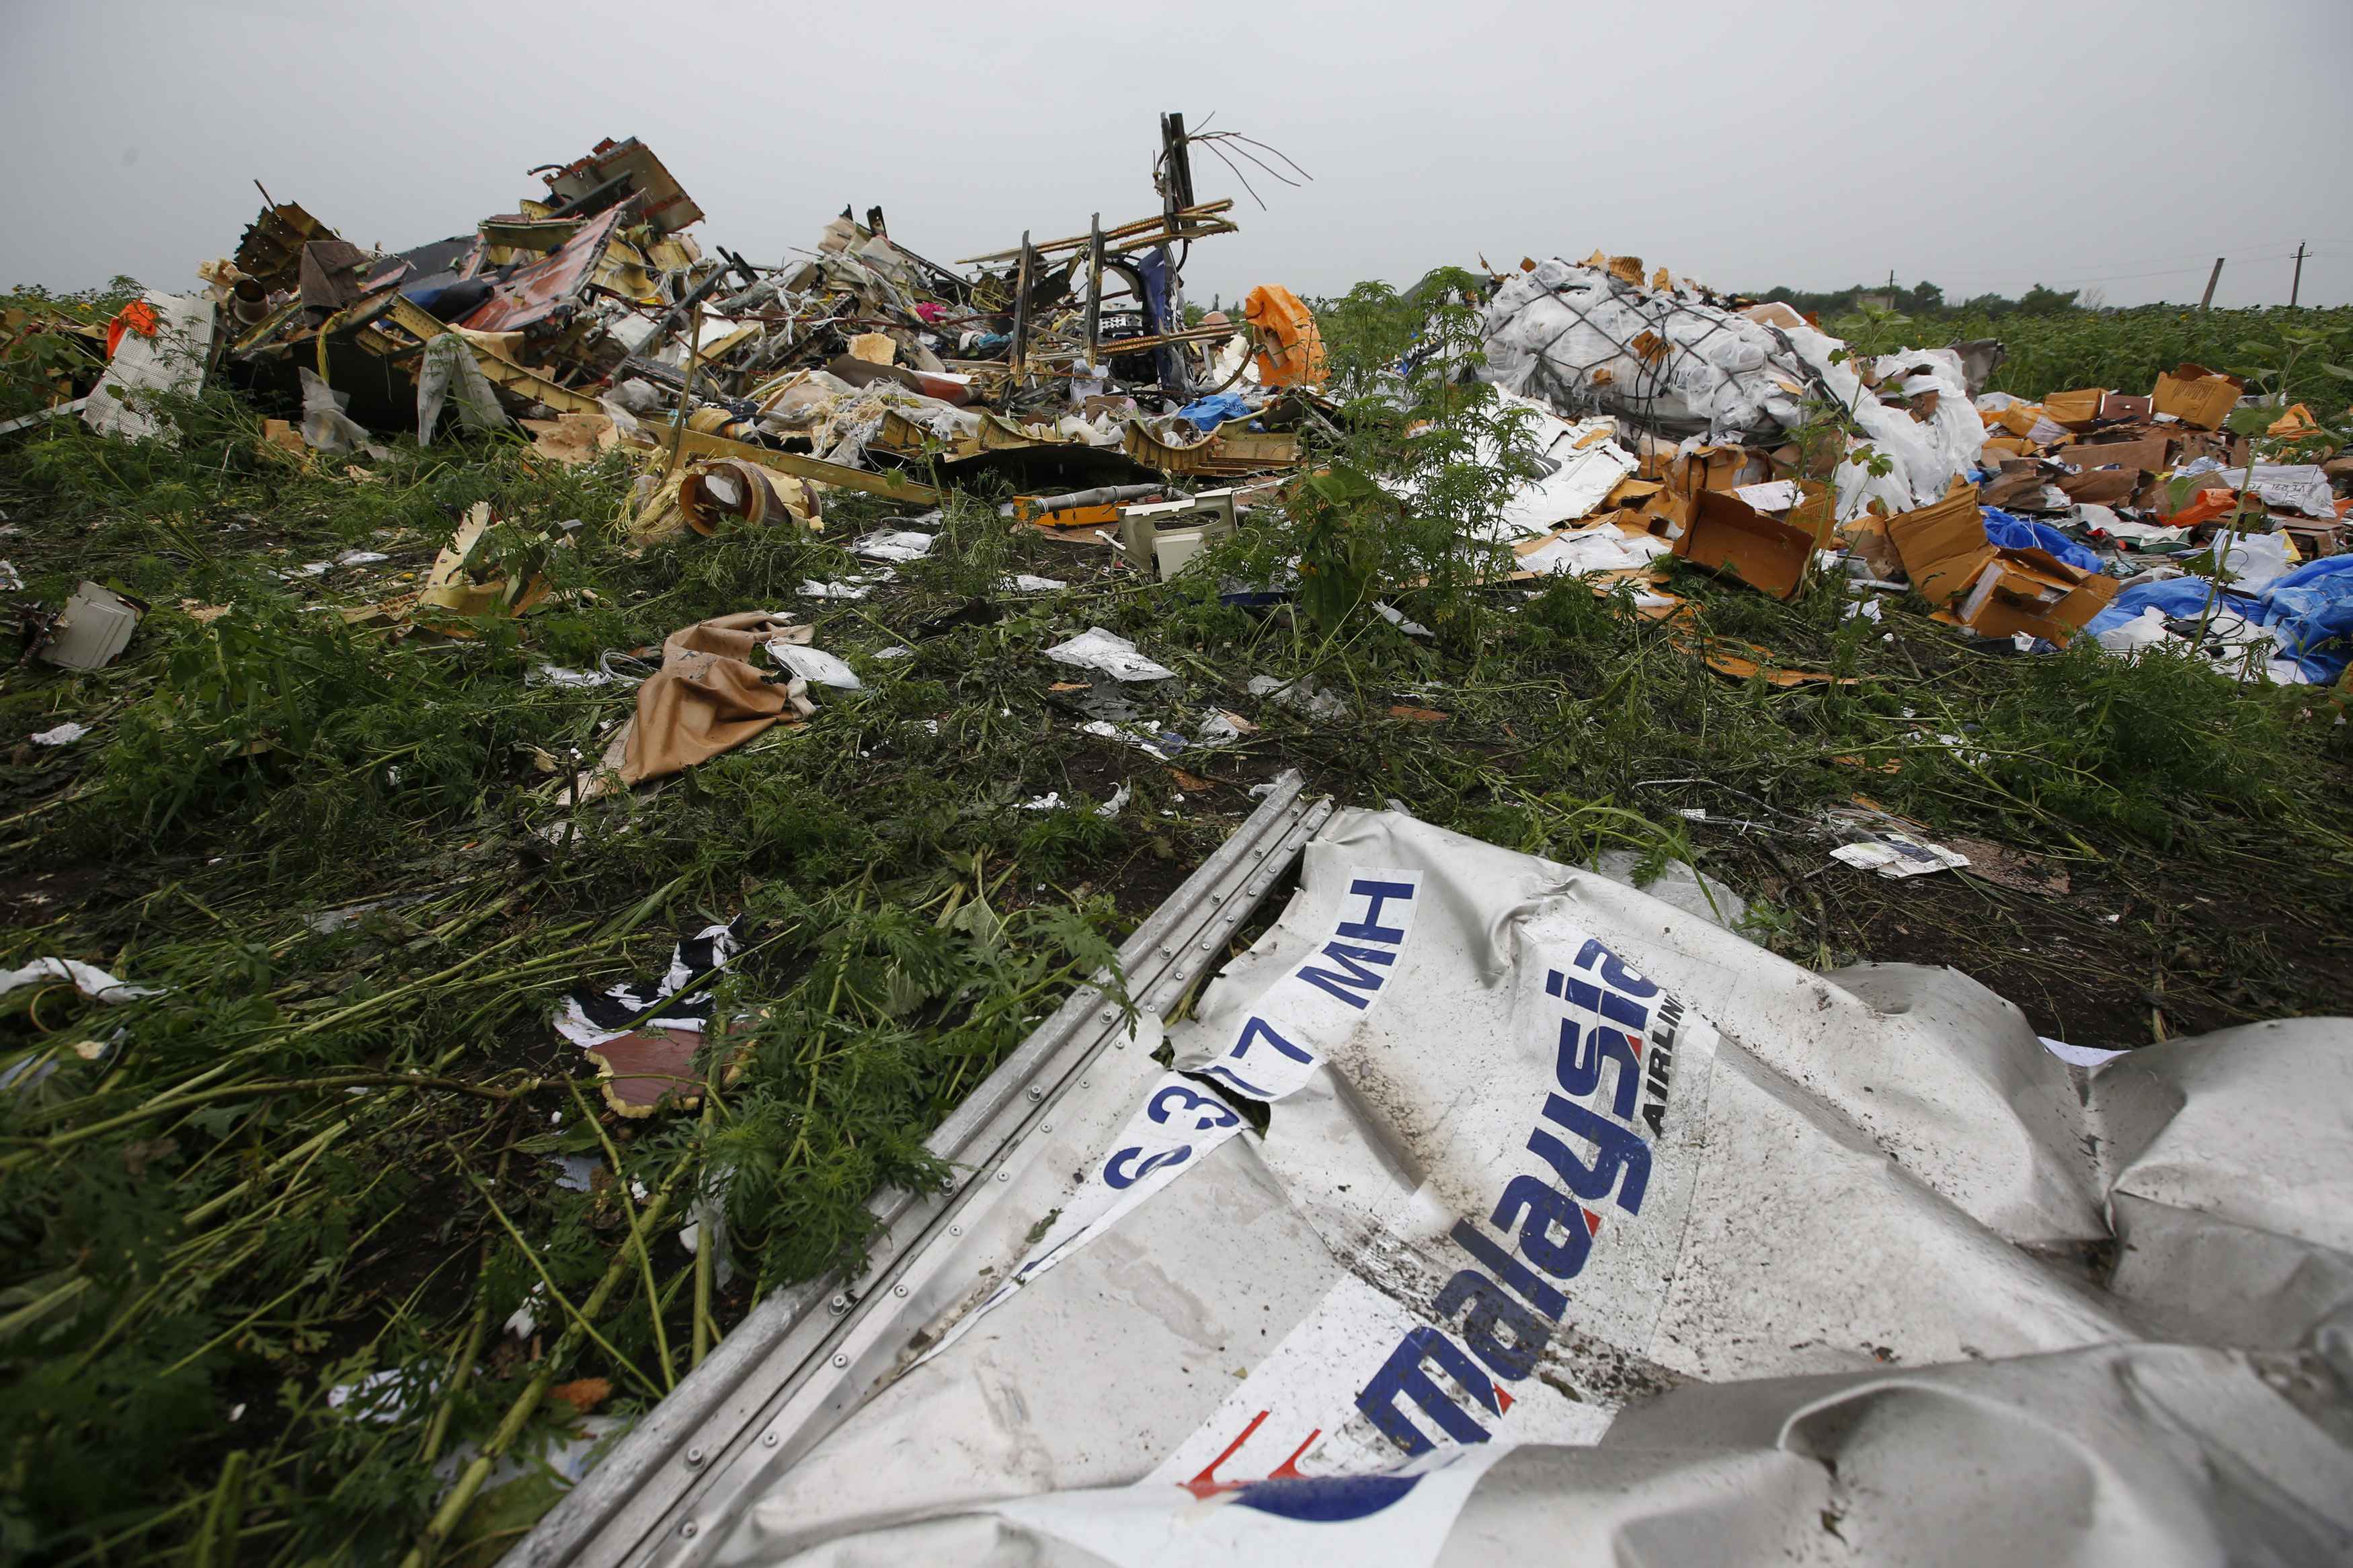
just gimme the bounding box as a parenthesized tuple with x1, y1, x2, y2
(853, 530, 936, 563)
(1831, 831, 1970, 879)
(770, 644, 862, 690)
(1376, 602, 1433, 637)
(1732, 480, 1802, 513)
(1246, 673, 1347, 719)
(2040, 1036, 2126, 1069)
(1001, 574, 1068, 593)
(1519, 528, 1670, 577)
(528, 664, 625, 689)
(30, 722, 87, 746)
(1047, 628, 1175, 682)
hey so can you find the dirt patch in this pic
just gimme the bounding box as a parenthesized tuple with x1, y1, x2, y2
(1771, 855, 2353, 1050)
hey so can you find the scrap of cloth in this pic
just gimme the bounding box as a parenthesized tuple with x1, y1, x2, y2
(603, 612, 815, 785)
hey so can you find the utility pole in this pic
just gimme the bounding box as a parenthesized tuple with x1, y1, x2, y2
(2291, 242, 2307, 307)
(2199, 256, 2224, 311)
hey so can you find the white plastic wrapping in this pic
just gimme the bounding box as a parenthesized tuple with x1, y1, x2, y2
(1480, 262, 1983, 519)
(416, 333, 510, 444)
(82, 292, 214, 444)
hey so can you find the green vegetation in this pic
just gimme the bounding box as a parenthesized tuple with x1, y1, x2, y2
(3, 280, 2351, 1565)
(1752, 276, 2353, 405)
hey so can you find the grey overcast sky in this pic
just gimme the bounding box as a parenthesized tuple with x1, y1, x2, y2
(5, 0, 2350, 313)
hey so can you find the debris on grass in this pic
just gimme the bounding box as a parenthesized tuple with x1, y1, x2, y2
(3, 108, 2350, 1568)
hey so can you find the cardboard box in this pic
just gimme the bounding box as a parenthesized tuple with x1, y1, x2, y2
(2282, 520, 2343, 559)
(1949, 549, 2119, 645)
(2151, 363, 2245, 430)
(2101, 392, 2153, 422)
(1884, 485, 1992, 604)
(1886, 484, 2118, 643)
(1983, 461, 2059, 510)
(1981, 434, 2038, 460)
(2064, 433, 2168, 476)
(1664, 444, 1767, 496)
(1669, 485, 1829, 599)
(2055, 466, 2143, 504)
(2040, 388, 2107, 430)
(2171, 429, 2252, 468)
(1839, 513, 1904, 581)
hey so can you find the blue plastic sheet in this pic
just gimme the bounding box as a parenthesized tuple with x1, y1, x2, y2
(1175, 392, 1253, 433)
(2081, 557, 2353, 683)
(2264, 558, 2353, 681)
(1981, 507, 2103, 573)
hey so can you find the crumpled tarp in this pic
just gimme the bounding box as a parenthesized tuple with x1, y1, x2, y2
(1173, 391, 1254, 433)
(705, 808, 2353, 1567)
(1981, 505, 2104, 572)
(2085, 555, 2353, 682)
(595, 613, 815, 788)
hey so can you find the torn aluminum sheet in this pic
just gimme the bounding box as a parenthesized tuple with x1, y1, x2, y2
(650, 805, 2352, 1568)
(796, 573, 889, 600)
(83, 292, 214, 444)
(1375, 603, 1433, 638)
(1047, 628, 1177, 682)
(1248, 673, 1348, 719)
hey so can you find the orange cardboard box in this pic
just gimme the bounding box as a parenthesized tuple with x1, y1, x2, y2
(2064, 433, 2168, 476)
(1664, 444, 1768, 495)
(2151, 364, 2245, 430)
(2040, 388, 2107, 430)
(1669, 483, 1832, 599)
(1949, 549, 2119, 645)
(1884, 485, 1993, 604)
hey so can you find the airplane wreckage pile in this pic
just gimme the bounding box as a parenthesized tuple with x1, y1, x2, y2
(9, 119, 2353, 1568)
(19, 117, 2353, 685)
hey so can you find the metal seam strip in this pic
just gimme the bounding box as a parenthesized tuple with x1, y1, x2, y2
(514, 773, 1326, 1568)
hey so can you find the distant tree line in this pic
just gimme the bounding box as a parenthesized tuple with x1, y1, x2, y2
(1753, 281, 2085, 317)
